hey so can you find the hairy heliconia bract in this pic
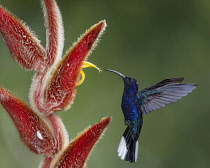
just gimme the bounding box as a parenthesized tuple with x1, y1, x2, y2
(0, 0, 111, 167)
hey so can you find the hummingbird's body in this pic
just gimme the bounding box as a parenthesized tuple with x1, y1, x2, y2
(106, 69, 197, 163)
(121, 77, 139, 121)
(119, 77, 143, 162)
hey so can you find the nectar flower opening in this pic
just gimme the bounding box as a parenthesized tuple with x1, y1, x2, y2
(77, 61, 101, 86)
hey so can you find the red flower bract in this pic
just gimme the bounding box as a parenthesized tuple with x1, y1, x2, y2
(53, 117, 111, 168)
(0, 87, 60, 155)
(0, 0, 111, 167)
(30, 21, 106, 115)
(0, 5, 45, 71)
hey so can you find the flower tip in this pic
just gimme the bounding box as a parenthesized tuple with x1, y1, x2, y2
(96, 66, 102, 73)
(99, 19, 107, 29)
(88, 62, 101, 73)
(101, 116, 112, 124)
(82, 61, 100, 71)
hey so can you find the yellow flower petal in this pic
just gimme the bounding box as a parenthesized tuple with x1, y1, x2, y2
(77, 70, 85, 86)
(77, 61, 101, 86)
(82, 61, 101, 72)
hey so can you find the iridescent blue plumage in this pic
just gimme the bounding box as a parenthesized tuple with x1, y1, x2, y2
(105, 69, 197, 163)
(121, 77, 139, 120)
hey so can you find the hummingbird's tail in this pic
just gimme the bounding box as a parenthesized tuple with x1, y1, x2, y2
(117, 126, 139, 163)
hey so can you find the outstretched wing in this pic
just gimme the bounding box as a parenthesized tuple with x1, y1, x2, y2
(137, 78, 197, 114)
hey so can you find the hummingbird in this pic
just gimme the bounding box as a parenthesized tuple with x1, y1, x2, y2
(105, 69, 197, 163)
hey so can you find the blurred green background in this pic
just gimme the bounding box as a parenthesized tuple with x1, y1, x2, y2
(0, 0, 209, 167)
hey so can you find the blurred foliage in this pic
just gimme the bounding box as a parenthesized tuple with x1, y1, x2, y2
(0, 0, 210, 167)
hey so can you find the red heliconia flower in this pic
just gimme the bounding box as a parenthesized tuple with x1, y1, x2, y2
(0, 0, 111, 167)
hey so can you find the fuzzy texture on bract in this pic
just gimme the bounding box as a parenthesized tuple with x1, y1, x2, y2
(0, 0, 110, 167)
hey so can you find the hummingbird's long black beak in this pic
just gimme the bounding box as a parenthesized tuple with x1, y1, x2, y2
(105, 69, 125, 79)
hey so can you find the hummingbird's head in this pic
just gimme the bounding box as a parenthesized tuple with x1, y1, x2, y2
(105, 69, 138, 89)
(123, 76, 138, 87)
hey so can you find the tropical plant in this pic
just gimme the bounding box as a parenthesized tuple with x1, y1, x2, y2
(0, 0, 111, 167)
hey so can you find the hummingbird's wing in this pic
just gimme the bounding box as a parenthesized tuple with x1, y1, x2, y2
(137, 78, 197, 114)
